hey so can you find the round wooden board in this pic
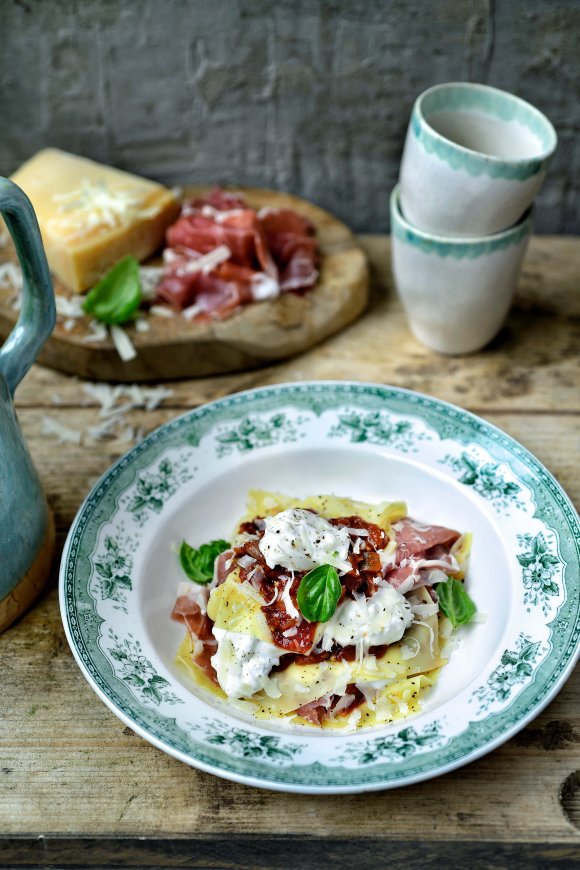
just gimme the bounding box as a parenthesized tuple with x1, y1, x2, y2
(0, 187, 368, 382)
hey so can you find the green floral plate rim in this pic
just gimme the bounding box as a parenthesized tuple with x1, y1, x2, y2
(59, 381, 580, 793)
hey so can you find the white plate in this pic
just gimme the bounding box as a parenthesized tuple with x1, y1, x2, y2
(60, 382, 580, 793)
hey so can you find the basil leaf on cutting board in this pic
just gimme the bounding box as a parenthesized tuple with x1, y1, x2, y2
(83, 255, 142, 325)
(179, 539, 230, 585)
(297, 564, 342, 622)
(436, 577, 476, 628)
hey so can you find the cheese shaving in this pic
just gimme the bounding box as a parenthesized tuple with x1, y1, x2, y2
(0, 262, 22, 293)
(139, 266, 164, 300)
(82, 320, 108, 343)
(41, 416, 82, 445)
(69, 382, 173, 445)
(280, 576, 300, 621)
(165, 245, 231, 277)
(150, 304, 175, 318)
(110, 325, 137, 362)
(83, 382, 173, 416)
(251, 273, 280, 301)
(55, 295, 85, 318)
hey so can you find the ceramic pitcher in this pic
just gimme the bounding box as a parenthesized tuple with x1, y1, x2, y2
(0, 178, 56, 632)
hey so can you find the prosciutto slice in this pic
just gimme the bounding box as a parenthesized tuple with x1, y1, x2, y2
(259, 208, 319, 292)
(296, 685, 365, 724)
(171, 597, 214, 640)
(172, 595, 219, 684)
(296, 693, 334, 725)
(393, 520, 460, 563)
(156, 189, 320, 319)
(385, 520, 461, 593)
(157, 257, 256, 318)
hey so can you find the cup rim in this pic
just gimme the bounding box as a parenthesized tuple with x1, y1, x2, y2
(414, 82, 557, 167)
(390, 184, 534, 247)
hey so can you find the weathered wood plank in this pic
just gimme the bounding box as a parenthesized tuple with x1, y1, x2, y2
(0, 411, 577, 841)
(0, 236, 578, 852)
(1, 835, 580, 869)
(13, 236, 580, 414)
(0, 584, 578, 842)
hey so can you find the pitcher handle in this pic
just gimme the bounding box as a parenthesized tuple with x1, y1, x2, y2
(0, 178, 55, 394)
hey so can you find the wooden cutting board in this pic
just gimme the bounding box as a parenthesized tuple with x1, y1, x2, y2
(0, 187, 368, 382)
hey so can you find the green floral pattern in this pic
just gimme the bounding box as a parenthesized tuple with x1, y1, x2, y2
(211, 412, 305, 457)
(440, 452, 524, 510)
(472, 634, 543, 712)
(93, 531, 135, 613)
(59, 381, 580, 791)
(107, 631, 183, 707)
(123, 456, 195, 526)
(190, 718, 304, 763)
(329, 410, 429, 452)
(518, 533, 561, 615)
(334, 724, 444, 765)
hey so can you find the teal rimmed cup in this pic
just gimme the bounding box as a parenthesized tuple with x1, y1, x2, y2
(390, 184, 533, 354)
(400, 82, 556, 237)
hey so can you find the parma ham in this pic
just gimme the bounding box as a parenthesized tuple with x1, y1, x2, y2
(385, 520, 461, 593)
(392, 520, 460, 563)
(156, 189, 320, 320)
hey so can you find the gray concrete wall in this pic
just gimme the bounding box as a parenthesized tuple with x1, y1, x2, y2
(1, 0, 578, 233)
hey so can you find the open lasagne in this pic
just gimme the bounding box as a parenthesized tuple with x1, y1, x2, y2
(171, 491, 473, 730)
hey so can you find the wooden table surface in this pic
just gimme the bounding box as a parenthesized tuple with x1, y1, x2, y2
(1, 236, 579, 869)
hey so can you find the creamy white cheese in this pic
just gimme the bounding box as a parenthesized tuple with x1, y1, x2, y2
(319, 585, 413, 651)
(211, 629, 282, 698)
(259, 508, 351, 572)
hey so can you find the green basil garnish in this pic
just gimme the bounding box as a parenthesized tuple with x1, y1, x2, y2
(179, 539, 230, 585)
(297, 564, 341, 623)
(83, 255, 142, 325)
(436, 577, 476, 628)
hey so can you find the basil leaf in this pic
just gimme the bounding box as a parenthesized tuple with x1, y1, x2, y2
(436, 578, 476, 628)
(297, 564, 341, 623)
(83, 255, 142, 325)
(179, 539, 230, 585)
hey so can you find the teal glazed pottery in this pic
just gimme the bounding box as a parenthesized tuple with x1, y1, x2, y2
(390, 185, 533, 354)
(400, 82, 557, 237)
(0, 178, 56, 631)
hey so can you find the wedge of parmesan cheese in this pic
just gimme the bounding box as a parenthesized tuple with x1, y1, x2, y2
(11, 149, 180, 292)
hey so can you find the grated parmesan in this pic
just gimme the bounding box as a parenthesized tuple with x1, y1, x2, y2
(150, 304, 175, 318)
(0, 262, 23, 294)
(139, 266, 164, 300)
(81, 320, 108, 343)
(110, 325, 137, 362)
(41, 416, 82, 445)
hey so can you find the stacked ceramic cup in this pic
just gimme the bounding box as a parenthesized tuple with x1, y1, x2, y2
(391, 83, 557, 354)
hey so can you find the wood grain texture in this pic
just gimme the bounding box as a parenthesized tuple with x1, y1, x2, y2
(11, 236, 579, 412)
(0, 188, 369, 381)
(0, 235, 578, 863)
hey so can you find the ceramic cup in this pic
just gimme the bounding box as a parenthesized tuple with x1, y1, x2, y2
(390, 185, 533, 355)
(400, 82, 556, 237)
(0, 178, 56, 632)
